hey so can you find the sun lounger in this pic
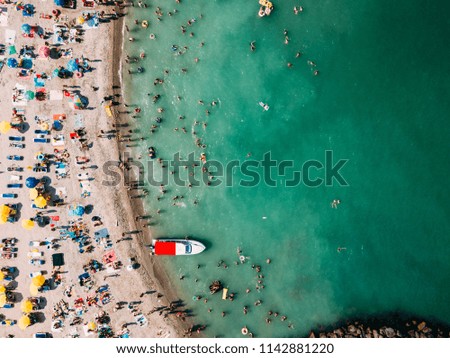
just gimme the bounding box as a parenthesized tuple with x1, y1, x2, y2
(2, 193, 17, 198)
(34, 138, 49, 143)
(6, 183, 22, 188)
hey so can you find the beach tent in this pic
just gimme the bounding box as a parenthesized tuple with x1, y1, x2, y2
(0, 121, 12, 134)
(32, 275, 46, 287)
(18, 315, 31, 330)
(26, 177, 39, 188)
(25, 90, 35, 101)
(21, 300, 33, 313)
(21, 23, 31, 34)
(39, 46, 50, 58)
(34, 196, 47, 208)
(7, 58, 17, 68)
(52, 253, 65, 267)
(22, 219, 35, 230)
(29, 284, 39, 296)
(29, 188, 38, 199)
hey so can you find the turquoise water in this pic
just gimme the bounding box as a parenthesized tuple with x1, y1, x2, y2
(124, 0, 450, 337)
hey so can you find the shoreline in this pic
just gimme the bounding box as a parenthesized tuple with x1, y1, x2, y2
(108, 9, 189, 337)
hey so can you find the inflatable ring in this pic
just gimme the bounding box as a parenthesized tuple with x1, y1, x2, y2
(141, 20, 149, 28)
(75, 72, 83, 78)
(149, 33, 155, 40)
(241, 327, 249, 335)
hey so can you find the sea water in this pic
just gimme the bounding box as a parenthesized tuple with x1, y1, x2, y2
(123, 0, 450, 337)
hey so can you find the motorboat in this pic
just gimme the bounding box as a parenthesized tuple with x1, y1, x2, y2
(150, 239, 206, 256)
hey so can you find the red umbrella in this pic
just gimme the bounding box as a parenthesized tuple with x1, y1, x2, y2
(39, 46, 50, 58)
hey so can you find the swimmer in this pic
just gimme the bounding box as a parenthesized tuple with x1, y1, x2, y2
(250, 41, 256, 52)
(331, 199, 341, 208)
(295, 51, 302, 58)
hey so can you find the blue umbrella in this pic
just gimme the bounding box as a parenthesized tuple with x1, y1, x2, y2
(67, 59, 79, 72)
(52, 120, 63, 131)
(25, 177, 39, 188)
(7, 58, 18, 68)
(21, 23, 31, 34)
(74, 205, 85, 216)
(54, 0, 65, 6)
(52, 68, 60, 78)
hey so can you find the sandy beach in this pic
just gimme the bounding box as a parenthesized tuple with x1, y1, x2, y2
(0, 0, 185, 338)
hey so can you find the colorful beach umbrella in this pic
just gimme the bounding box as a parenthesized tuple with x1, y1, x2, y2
(0, 121, 12, 134)
(25, 90, 35, 101)
(34, 196, 47, 208)
(38, 46, 50, 58)
(18, 315, 31, 330)
(21, 23, 32, 34)
(29, 284, 39, 296)
(26, 177, 39, 189)
(32, 275, 45, 287)
(21, 300, 33, 313)
(22, 219, 35, 230)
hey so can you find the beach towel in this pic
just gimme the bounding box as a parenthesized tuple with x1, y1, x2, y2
(5, 29, 15, 44)
(74, 114, 84, 129)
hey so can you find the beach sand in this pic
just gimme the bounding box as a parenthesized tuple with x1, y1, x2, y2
(0, 1, 184, 338)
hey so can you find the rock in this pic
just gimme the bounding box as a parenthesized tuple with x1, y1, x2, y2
(417, 321, 426, 331)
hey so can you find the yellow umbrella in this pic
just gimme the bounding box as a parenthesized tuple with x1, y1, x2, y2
(40, 122, 49, 131)
(0, 272, 4, 280)
(21, 300, 33, 313)
(32, 275, 46, 287)
(0, 204, 11, 216)
(0, 121, 11, 134)
(22, 219, 35, 230)
(29, 284, 39, 296)
(0, 214, 8, 224)
(0, 285, 5, 293)
(18, 315, 31, 330)
(0, 293, 6, 307)
(34, 196, 47, 208)
(29, 188, 39, 200)
(87, 321, 97, 331)
(77, 16, 85, 24)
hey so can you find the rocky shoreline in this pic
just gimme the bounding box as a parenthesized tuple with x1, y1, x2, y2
(309, 314, 450, 338)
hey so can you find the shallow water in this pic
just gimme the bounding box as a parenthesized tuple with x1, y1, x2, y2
(123, 0, 450, 337)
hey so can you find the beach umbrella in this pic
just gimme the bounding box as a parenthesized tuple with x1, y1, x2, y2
(26, 177, 39, 189)
(0, 121, 12, 134)
(74, 205, 84, 216)
(18, 315, 31, 330)
(54, 0, 65, 6)
(22, 219, 35, 230)
(0, 215, 8, 224)
(8, 45, 17, 55)
(21, 23, 32, 34)
(29, 284, 39, 296)
(0, 285, 5, 293)
(34, 196, 47, 208)
(67, 59, 79, 72)
(21, 300, 33, 313)
(50, 48, 61, 60)
(52, 120, 62, 131)
(77, 16, 85, 25)
(39, 46, 50, 58)
(0, 272, 4, 280)
(0, 294, 6, 307)
(32, 275, 46, 287)
(0, 205, 11, 216)
(52, 68, 60, 78)
(25, 90, 35, 101)
(29, 188, 38, 200)
(88, 322, 97, 331)
(72, 95, 83, 110)
(7, 58, 18, 68)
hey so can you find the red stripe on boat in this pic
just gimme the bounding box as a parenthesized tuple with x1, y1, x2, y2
(154, 241, 176, 255)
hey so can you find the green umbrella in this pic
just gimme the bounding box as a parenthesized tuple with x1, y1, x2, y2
(8, 45, 16, 55)
(25, 90, 35, 101)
